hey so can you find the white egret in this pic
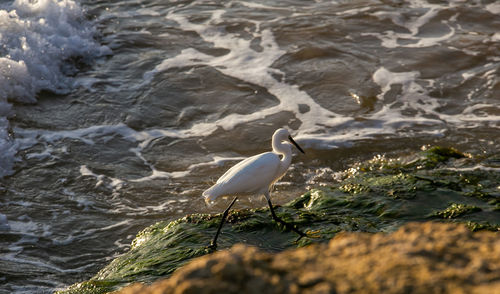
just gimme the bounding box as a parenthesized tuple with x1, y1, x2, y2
(203, 128, 306, 249)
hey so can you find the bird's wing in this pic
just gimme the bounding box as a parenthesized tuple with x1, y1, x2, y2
(214, 152, 281, 196)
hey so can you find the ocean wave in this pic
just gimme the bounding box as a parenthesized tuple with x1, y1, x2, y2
(0, 0, 110, 177)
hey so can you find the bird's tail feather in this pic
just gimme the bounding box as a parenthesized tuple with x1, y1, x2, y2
(202, 184, 221, 203)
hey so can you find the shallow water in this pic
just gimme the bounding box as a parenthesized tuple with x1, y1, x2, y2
(0, 0, 499, 293)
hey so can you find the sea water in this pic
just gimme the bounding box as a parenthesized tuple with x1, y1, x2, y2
(0, 0, 499, 292)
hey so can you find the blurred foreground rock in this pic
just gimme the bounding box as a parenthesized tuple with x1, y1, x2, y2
(115, 222, 499, 294)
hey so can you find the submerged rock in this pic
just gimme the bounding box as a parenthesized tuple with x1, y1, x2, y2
(115, 222, 500, 294)
(58, 147, 500, 293)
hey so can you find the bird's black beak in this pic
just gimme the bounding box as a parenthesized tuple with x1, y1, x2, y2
(288, 135, 305, 154)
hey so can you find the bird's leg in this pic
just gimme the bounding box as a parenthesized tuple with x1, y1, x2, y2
(266, 198, 306, 241)
(209, 197, 238, 250)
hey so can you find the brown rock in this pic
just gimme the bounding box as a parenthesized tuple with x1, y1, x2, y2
(115, 222, 500, 294)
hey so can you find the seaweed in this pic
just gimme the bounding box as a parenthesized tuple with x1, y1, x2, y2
(57, 147, 500, 294)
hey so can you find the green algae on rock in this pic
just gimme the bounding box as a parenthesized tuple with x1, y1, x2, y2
(58, 147, 500, 294)
(418, 146, 468, 168)
(433, 203, 482, 219)
(115, 222, 500, 294)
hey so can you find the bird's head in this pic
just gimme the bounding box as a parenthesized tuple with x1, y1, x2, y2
(273, 128, 305, 154)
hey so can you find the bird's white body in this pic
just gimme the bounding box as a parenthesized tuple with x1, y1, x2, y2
(203, 128, 296, 202)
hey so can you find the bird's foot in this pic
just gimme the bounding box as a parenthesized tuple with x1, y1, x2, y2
(205, 242, 217, 252)
(293, 229, 321, 243)
(305, 230, 321, 239)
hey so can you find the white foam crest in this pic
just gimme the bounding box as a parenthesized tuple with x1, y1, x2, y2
(129, 154, 247, 183)
(129, 163, 172, 182)
(365, 1, 456, 48)
(14, 122, 196, 187)
(8, 218, 52, 240)
(370, 66, 500, 134)
(80, 165, 106, 187)
(62, 188, 95, 211)
(191, 155, 246, 169)
(0, 0, 110, 178)
(234, 1, 290, 11)
(74, 136, 249, 187)
(335, 6, 371, 17)
(15, 123, 186, 152)
(107, 199, 182, 216)
(15, 125, 119, 150)
(0, 0, 110, 102)
(80, 165, 124, 198)
(145, 2, 495, 152)
(171, 155, 246, 179)
(485, 3, 500, 15)
(3, 217, 130, 273)
(9, 1, 499, 185)
(148, 7, 345, 138)
(372, 67, 421, 98)
(0, 252, 83, 274)
(50, 217, 133, 247)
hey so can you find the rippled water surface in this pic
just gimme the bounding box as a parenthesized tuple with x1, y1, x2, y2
(0, 0, 499, 292)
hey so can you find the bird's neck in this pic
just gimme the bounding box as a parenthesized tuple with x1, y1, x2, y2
(273, 141, 292, 176)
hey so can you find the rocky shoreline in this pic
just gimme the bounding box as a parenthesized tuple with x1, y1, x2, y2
(57, 147, 500, 294)
(115, 222, 500, 294)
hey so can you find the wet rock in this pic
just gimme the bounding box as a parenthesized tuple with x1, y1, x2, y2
(58, 147, 500, 294)
(115, 222, 500, 294)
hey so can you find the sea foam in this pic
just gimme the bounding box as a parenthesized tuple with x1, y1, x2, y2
(0, 0, 110, 177)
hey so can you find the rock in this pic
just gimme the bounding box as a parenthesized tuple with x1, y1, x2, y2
(58, 147, 500, 294)
(115, 222, 499, 294)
